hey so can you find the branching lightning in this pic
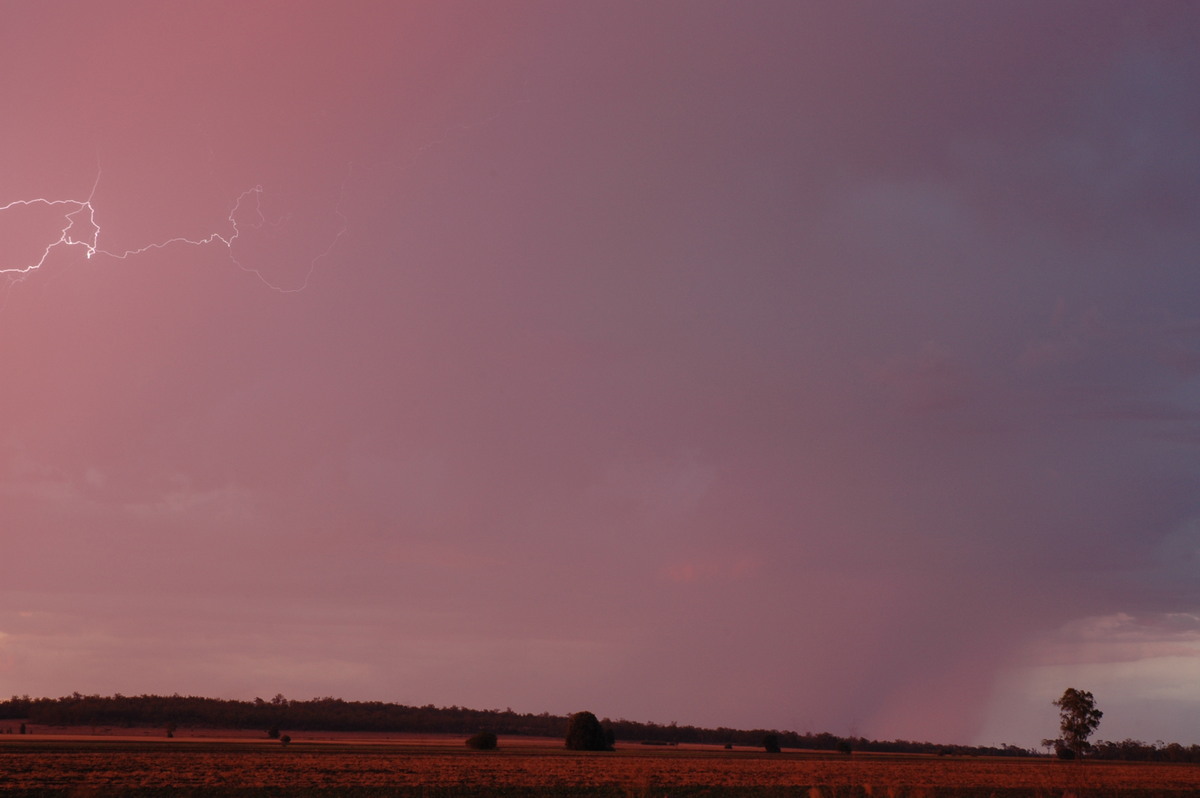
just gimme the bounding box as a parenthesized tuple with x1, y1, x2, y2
(1, 167, 348, 294)
(3, 91, 526, 305)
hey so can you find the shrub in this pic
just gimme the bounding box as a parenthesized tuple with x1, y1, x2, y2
(763, 732, 781, 753)
(565, 711, 613, 751)
(466, 731, 498, 750)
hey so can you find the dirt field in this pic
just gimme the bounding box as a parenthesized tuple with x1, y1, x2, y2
(2, 734, 1199, 796)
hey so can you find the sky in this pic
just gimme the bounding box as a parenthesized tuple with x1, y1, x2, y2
(2, 1, 1199, 749)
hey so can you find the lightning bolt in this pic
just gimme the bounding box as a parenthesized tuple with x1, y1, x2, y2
(1, 167, 348, 294)
(3, 90, 526, 305)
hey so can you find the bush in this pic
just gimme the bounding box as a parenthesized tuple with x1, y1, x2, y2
(466, 731, 498, 750)
(565, 711, 613, 751)
(763, 732, 781, 753)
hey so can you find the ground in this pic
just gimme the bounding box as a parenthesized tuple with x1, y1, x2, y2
(1, 726, 1198, 796)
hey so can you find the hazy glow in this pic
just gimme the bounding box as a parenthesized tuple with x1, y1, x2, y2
(3, 2, 1200, 748)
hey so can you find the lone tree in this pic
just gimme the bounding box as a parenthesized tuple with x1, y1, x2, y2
(565, 711, 613, 751)
(1052, 688, 1102, 758)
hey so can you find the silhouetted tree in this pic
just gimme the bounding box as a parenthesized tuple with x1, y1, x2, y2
(1053, 688, 1102, 758)
(763, 732, 781, 753)
(565, 711, 612, 751)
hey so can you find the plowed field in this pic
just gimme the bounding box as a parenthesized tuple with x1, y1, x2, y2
(2, 737, 1199, 796)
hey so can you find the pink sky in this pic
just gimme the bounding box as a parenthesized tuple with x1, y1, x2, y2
(4, 2, 1200, 748)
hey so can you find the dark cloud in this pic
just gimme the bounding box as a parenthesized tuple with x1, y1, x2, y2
(3, 1, 1200, 747)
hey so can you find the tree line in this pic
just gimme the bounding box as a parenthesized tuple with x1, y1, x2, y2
(0, 692, 977, 752)
(0, 693, 963, 752)
(2, 692, 1197, 761)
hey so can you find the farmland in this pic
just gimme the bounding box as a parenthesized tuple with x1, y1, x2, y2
(2, 735, 1200, 797)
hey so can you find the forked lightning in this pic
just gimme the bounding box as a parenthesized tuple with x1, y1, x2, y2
(1, 172, 346, 293)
